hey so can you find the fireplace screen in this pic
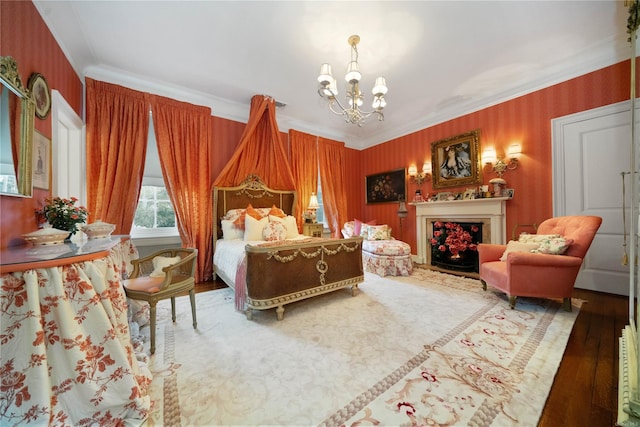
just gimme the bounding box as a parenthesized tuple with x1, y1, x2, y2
(430, 221, 483, 273)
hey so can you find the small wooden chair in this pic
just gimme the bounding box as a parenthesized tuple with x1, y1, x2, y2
(123, 248, 198, 354)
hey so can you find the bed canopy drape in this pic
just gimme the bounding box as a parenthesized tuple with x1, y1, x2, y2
(213, 95, 295, 190)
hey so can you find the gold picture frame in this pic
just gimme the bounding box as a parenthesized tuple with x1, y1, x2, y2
(32, 130, 50, 190)
(431, 129, 482, 189)
(365, 168, 407, 204)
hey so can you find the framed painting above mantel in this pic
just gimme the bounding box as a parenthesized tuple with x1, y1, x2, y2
(431, 129, 482, 189)
(365, 168, 406, 204)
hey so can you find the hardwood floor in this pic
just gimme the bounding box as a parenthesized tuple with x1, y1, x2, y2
(193, 280, 627, 426)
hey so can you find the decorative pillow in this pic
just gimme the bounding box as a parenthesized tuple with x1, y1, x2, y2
(233, 204, 263, 229)
(268, 205, 287, 218)
(354, 219, 376, 236)
(244, 215, 269, 241)
(531, 237, 573, 255)
(221, 219, 243, 240)
(262, 221, 287, 241)
(499, 241, 540, 261)
(269, 215, 299, 239)
(150, 256, 181, 277)
(517, 233, 562, 244)
(222, 208, 244, 223)
(342, 221, 355, 238)
(366, 224, 392, 241)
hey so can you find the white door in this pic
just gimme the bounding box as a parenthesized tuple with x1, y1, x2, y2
(552, 100, 636, 296)
(51, 90, 85, 206)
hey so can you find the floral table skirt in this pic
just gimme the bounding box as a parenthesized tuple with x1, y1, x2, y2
(0, 240, 151, 425)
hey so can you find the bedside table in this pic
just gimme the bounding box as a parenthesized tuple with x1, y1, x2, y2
(303, 223, 324, 237)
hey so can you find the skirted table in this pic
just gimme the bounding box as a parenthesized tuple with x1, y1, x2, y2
(0, 236, 151, 425)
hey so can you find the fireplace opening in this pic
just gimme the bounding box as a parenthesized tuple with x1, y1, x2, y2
(430, 221, 483, 273)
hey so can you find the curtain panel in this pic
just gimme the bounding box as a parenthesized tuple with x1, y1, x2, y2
(213, 95, 295, 190)
(86, 78, 149, 234)
(289, 130, 318, 231)
(318, 137, 349, 238)
(149, 95, 214, 282)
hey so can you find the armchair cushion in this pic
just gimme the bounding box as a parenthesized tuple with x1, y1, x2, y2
(531, 237, 573, 255)
(499, 241, 540, 261)
(150, 256, 181, 277)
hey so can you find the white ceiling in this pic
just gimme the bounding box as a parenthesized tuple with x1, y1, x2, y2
(33, 1, 632, 150)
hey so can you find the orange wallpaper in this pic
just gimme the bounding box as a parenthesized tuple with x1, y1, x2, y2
(0, 1, 83, 248)
(0, 1, 634, 256)
(346, 60, 632, 252)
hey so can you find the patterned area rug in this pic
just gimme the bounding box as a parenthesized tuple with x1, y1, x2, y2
(140, 268, 580, 426)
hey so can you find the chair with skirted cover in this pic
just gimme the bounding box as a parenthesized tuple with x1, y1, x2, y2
(478, 215, 601, 311)
(122, 248, 198, 354)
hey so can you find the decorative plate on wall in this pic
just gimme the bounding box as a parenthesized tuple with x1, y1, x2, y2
(27, 73, 51, 119)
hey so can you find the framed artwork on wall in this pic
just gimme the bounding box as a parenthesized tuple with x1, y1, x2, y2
(32, 130, 50, 190)
(365, 168, 406, 204)
(27, 73, 51, 120)
(431, 129, 482, 189)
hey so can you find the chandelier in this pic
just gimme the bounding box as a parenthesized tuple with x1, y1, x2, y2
(317, 35, 388, 126)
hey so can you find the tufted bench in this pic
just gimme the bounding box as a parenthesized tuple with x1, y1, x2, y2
(362, 239, 413, 277)
(342, 221, 413, 277)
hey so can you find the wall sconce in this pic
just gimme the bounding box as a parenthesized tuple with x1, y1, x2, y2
(482, 143, 521, 177)
(408, 162, 432, 185)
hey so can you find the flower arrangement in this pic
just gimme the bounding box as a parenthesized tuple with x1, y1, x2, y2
(36, 196, 89, 235)
(430, 221, 479, 258)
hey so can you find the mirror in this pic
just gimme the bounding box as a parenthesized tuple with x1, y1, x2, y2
(0, 56, 35, 197)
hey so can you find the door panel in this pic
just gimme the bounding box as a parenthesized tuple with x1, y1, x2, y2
(552, 101, 634, 295)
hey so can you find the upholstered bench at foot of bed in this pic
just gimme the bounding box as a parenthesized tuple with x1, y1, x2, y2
(362, 240, 413, 277)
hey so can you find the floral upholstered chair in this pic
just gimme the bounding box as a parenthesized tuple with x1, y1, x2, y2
(342, 220, 413, 277)
(478, 215, 602, 311)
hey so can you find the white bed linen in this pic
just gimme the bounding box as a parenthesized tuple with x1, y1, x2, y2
(213, 235, 308, 288)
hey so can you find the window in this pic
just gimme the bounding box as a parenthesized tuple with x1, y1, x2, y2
(316, 173, 327, 228)
(131, 114, 179, 239)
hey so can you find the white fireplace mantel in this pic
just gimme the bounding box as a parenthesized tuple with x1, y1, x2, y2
(412, 197, 509, 264)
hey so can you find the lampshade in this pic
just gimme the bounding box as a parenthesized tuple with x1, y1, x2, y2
(508, 143, 522, 158)
(423, 162, 432, 174)
(308, 193, 320, 209)
(483, 147, 497, 164)
(345, 61, 361, 83)
(372, 77, 388, 96)
(317, 63, 333, 85)
(408, 165, 418, 176)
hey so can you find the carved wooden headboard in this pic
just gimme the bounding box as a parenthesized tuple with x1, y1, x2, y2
(212, 174, 297, 244)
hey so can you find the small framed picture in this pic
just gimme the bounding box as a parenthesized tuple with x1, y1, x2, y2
(32, 130, 50, 190)
(463, 189, 476, 200)
(502, 188, 515, 198)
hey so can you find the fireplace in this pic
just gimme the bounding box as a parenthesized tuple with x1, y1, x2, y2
(430, 221, 483, 273)
(412, 197, 509, 275)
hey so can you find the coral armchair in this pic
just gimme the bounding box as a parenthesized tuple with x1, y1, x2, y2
(478, 216, 602, 311)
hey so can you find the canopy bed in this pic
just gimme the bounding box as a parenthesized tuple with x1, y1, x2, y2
(213, 175, 364, 320)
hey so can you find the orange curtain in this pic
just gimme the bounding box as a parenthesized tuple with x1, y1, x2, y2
(86, 78, 149, 234)
(318, 137, 349, 238)
(149, 95, 214, 282)
(213, 95, 295, 190)
(289, 130, 318, 231)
